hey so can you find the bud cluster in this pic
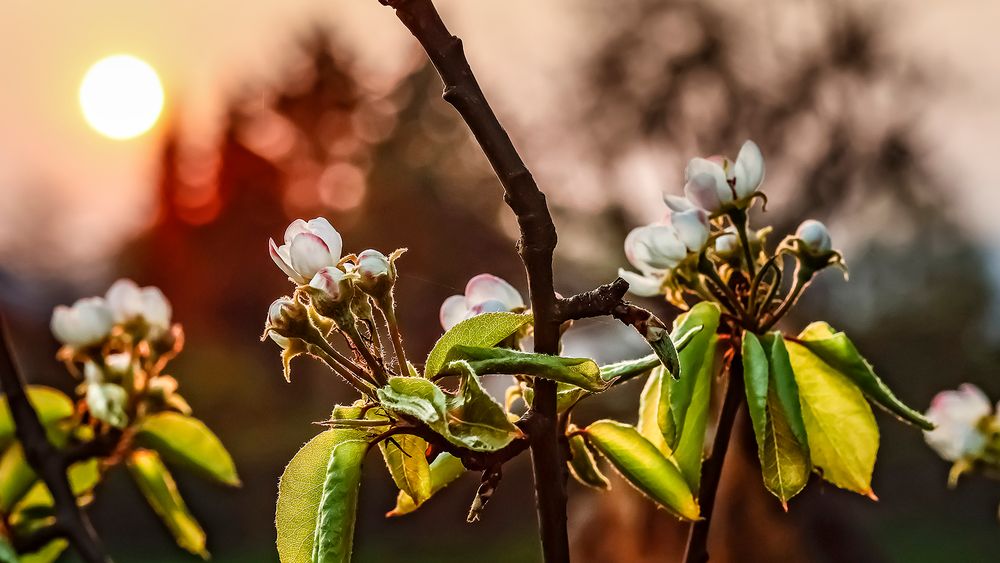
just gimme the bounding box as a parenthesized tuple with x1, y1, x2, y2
(265, 217, 408, 395)
(619, 140, 846, 331)
(50, 279, 190, 428)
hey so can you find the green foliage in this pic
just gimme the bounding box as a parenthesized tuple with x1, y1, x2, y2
(567, 433, 610, 490)
(276, 429, 367, 563)
(599, 354, 661, 384)
(638, 366, 671, 456)
(388, 453, 466, 517)
(742, 332, 811, 506)
(377, 363, 520, 452)
(0, 444, 37, 512)
(379, 434, 431, 507)
(312, 436, 369, 563)
(794, 322, 933, 430)
(786, 336, 879, 496)
(423, 312, 532, 378)
(583, 420, 699, 520)
(127, 449, 207, 558)
(135, 412, 240, 487)
(0, 386, 74, 451)
(441, 346, 604, 391)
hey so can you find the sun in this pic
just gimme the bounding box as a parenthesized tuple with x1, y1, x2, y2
(79, 54, 164, 140)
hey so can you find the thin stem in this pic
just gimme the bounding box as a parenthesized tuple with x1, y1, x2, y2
(310, 336, 378, 388)
(307, 344, 378, 398)
(747, 254, 781, 318)
(698, 255, 746, 321)
(342, 324, 389, 385)
(759, 264, 813, 332)
(682, 349, 744, 563)
(730, 208, 757, 279)
(0, 314, 111, 563)
(379, 1, 567, 560)
(378, 294, 409, 374)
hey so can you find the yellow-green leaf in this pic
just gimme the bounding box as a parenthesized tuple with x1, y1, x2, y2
(135, 412, 240, 486)
(127, 449, 207, 558)
(584, 420, 698, 520)
(0, 386, 75, 451)
(424, 312, 532, 378)
(567, 434, 609, 490)
(440, 346, 604, 392)
(388, 453, 466, 517)
(380, 434, 431, 506)
(19, 539, 67, 563)
(786, 338, 879, 497)
(637, 367, 671, 456)
(277, 429, 366, 563)
(0, 444, 37, 512)
(312, 435, 368, 563)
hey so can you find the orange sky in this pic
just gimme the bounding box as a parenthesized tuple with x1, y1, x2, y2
(0, 0, 997, 282)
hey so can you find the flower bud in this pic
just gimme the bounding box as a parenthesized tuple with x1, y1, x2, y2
(309, 267, 355, 303)
(625, 224, 687, 273)
(924, 384, 993, 462)
(105, 352, 132, 378)
(265, 296, 309, 338)
(105, 279, 172, 334)
(356, 249, 393, 296)
(795, 220, 833, 255)
(269, 218, 343, 285)
(732, 140, 765, 199)
(715, 232, 738, 255)
(667, 208, 710, 252)
(439, 274, 525, 330)
(86, 382, 129, 428)
(50, 297, 114, 347)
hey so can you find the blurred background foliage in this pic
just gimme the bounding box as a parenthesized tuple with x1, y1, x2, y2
(1, 0, 998, 561)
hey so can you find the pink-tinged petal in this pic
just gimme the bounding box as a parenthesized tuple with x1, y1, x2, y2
(733, 140, 765, 197)
(663, 195, 695, 212)
(306, 217, 343, 260)
(669, 208, 710, 252)
(469, 299, 509, 316)
(440, 294, 470, 330)
(684, 173, 723, 212)
(309, 266, 349, 300)
(618, 269, 662, 297)
(289, 233, 335, 281)
(685, 157, 727, 192)
(283, 219, 311, 245)
(465, 274, 525, 310)
(357, 249, 390, 281)
(924, 384, 993, 461)
(270, 238, 305, 284)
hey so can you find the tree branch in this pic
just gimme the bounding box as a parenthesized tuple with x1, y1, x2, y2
(0, 314, 112, 563)
(379, 1, 567, 559)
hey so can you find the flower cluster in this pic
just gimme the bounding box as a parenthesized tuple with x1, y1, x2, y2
(619, 140, 841, 316)
(264, 217, 407, 390)
(50, 279, 187, 428)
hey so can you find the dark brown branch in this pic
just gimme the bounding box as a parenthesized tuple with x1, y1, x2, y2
(683, 350, 744, 563)
(0, 314, 111, 563)
(557, 277, 630, 321)
(379, 1, 567, 560)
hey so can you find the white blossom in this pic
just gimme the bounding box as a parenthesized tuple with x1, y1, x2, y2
(796, 220, 833, 254)
(105, 279, 172, 332)
(309, 266, 355, 302)
(683, 140, 765, 212)
(270, 218, 343, 285)
(439, 274, 525, 330)
(50, 297, 114, 347)
(924, 384, 992, 462)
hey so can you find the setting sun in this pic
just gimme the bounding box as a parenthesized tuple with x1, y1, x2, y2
(79, 54, 164, 140)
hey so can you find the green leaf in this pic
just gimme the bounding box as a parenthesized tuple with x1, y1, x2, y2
(441, 346, 604, 392)
(424, 312, 532, 378)
(380, 434, 431, 506)
(637, 367, 671, 456)
(0, 444, 38, 512)
(664, 302, 720, 448)
(794, 322, 933, 430)
(0, 537, 17, 563)
(378, 363, 520, 452)
(764, 335, 809, 450)
(127, 449, 208, 558)
(584, 420, 698, 520)
(0, 386, 75, 451)
(312, 434, 369, 563)
(14, 459, 101, 514)
(276, 429, 368, 563)
(388, 453, 466, 517)
(19, 540, 67, 563)
(671, 333, 716, 493)
(518, 381, 588, 414)
(786, 338, 879, 497)
(567, 433, 610, 490)
(743, 332, 810, 506)
(599, 354, 660, 383)
(134, 412, 240, 486)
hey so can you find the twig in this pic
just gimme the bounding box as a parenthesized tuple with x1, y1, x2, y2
(0, 314, 112, 563)
(379, 1, 566, 559)
(682, 349, 744, 563)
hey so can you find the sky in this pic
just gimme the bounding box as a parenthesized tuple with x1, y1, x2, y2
(0, 0, 997, 281)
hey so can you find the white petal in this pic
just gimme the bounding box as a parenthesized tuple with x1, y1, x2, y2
(105, 278, 143, 323)
(440, 294, 469, 330)
(465, 274, 525, 310)
(733, 140, 765, 197)
(924, 384, 992, 461)
(306, 217, 343, 261)
(684, 173, 723, 212)
(357, 249, 390, 280)
(290, 233, 336, 281)
(139, 287, 172, 331)
(283, 219, 311, 245)
(469, 299, 509, 315)
(309, 266, 349, 300)
(795, 220, 832, 254)
(663, 195, 695, 212)
(625, 225, 686, 273)
(270, 238, 304, 284)
(669, 208, 710, 252)
(618, 269, 662, 297)
(685, 157, 727, 189)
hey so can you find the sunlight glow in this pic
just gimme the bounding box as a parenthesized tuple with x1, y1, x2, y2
(79, 55, 164, 140)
